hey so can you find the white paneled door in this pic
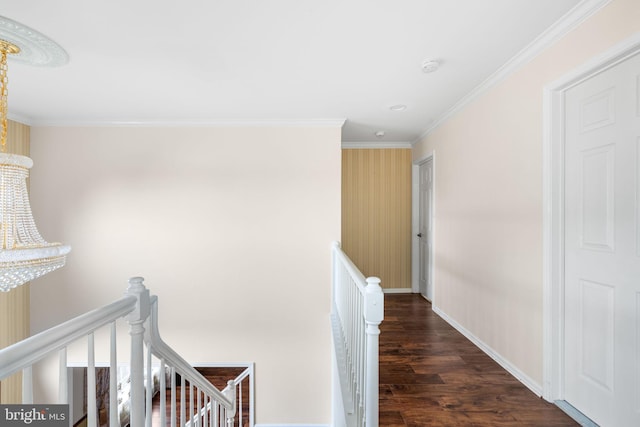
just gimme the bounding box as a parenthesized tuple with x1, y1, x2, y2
(418, 159, 433, 301)
(564, 52, 640, 426)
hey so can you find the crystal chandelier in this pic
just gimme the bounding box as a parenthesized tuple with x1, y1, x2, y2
(0, 39, 70, 292)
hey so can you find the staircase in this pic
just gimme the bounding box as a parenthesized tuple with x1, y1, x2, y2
(0, 277, 253, 427)
(0, 243, 382, 427)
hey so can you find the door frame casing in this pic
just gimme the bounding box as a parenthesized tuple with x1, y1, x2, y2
(542, 32, 640, 402)
(412, 152, 435, 299)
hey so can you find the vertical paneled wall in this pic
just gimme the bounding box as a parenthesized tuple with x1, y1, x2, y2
(0, 120, 30, 403)
(342, 148, 412, 290)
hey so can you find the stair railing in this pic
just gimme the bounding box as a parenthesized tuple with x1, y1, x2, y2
(0, 276, 238, 427)
(144, 290, 246, 427)
(331, 242, 384, 427)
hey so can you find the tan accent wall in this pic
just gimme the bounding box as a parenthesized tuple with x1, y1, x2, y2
(0, 120, 30, 403)
(342, 148, 412, 289)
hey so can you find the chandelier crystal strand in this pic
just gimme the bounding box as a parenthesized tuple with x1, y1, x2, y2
(0, 39, 70, 292)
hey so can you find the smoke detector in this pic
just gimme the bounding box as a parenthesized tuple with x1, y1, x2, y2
(375, 130, 385, 138)
(422, 59, 440, 73)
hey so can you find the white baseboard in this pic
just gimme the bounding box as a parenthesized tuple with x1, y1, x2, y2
(255, 425, 329, 427)
(382, 288, 413, 294)
(432, 305, 543, 397)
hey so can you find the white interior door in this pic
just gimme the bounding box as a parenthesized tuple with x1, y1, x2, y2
(564, 52, 640, 427)
(418, 159, 433, 301)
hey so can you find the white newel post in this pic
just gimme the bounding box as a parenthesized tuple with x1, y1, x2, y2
(224, 380, 236, 427)
(126, 277, 151, 427)
(364, 277, 383, 427)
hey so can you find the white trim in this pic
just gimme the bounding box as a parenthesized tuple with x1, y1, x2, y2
(7, 112, 34, 126)
(433, 306, 543, 397)
(341, 141, 412, 149)
(66, 361, 254, 368)
(411, 153, 436, 298)
(412, 0, 612, 145)
(542, 32, 640, 403)
(255, 425, 330, 427)
(555, 401, 599, 427)
(188, 362, 254, 368)
(19, 117, 347, 128)
(382, 288, 413, 294)
(411, 162, 420, 294)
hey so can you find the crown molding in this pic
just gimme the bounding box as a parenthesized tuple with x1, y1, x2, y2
(18, 118, 347, 128)
(342, 141, 412, 149)
(7, 112, 35, 126)
(412, 0, 612, 145)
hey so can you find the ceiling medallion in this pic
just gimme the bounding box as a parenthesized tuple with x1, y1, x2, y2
(0, 15, 68, 67)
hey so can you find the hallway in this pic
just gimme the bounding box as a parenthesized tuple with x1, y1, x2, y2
(379, 295, 577, 426)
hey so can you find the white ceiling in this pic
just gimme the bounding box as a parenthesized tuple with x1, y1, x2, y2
(0, 0, 583, 143)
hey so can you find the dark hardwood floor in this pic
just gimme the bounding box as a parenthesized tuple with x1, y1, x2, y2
(379, 294, 577, 426)
(151, 295, 575, 426)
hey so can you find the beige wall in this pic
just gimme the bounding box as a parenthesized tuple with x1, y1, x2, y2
(413, 0, 640, 387)
(342, 148, 412, 289)
(28, 126, 341, 424)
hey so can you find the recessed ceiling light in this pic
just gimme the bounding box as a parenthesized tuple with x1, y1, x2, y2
(389, 104, 407, 111)
(422, 59, 440, 73)
(375, 130, 385, 138)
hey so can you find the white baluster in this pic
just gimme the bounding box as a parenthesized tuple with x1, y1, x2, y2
(160, 360, 167, 427)
(59, 348, 68, 404)
(190, 382, 195, 425)
(110, 323, 118, 427)
(209, 397, 218, 427)
(180, 375, 186, 427)
(203, 395, 208, 427)
(21, 366, 33, 404)
(125, 277, 151, 427)
(238, 382, 242, 427)
(353, 278, 359, 411)
(357, 289, 362, 412)
(145, 346, 152, 427)
(171, 367, 177, 427)
(196, 387, 201, 427)
(88, 333, 97, 427)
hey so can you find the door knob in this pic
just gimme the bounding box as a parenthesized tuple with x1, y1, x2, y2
(417, 233, 423, 238)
